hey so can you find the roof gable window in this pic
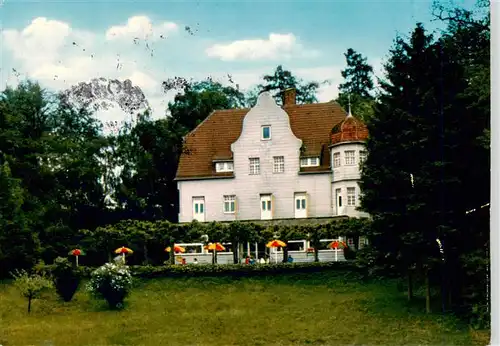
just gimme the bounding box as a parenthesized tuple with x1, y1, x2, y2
(261, 125, 271, 140)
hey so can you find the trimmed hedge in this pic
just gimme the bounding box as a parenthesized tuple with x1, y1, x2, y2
(37, 261, 359, 279)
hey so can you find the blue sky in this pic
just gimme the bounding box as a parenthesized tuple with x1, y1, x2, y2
(1, 0, 476, 124)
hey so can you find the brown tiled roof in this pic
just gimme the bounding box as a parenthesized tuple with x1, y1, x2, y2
(330, 115, 369, 146)
(176, 102, 350, 179)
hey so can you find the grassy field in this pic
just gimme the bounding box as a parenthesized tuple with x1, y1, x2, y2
(0, 272, 490, 346)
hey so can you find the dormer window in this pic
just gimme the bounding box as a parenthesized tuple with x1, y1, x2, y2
(215, 161, 234, 173)
(300, 157, 320, 167)
(261, 125, 271, 140)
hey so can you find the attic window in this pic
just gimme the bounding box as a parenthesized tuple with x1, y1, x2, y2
(300, 157, 320, 167)
(215, 161, 234, 173)
(261, 125, 271, 140)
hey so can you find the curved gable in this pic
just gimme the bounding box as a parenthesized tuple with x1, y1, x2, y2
(175, 101, 347, 179)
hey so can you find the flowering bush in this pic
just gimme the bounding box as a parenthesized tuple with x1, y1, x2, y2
(87, 262, 133, 309)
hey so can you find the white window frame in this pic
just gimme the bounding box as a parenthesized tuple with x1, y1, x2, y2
(295, 194, 307, 210)
(192, 197, 205, 221)
(333, 152, 341, 168)
(215, 161, 234, 173)
(300, 157, 320, 167)
(347, 187, 356, 206)
(294, 192, 307, 219)
(261, 125, 271, 140)
(359, 151, 367, 164)
(287, 240, 307, 253)
(273, 156, 285, 173)
(260, 194, 273, 220)
(249, 158, 260, 175)
(345, 150, 356, 165)
(223, 195, 236, 214)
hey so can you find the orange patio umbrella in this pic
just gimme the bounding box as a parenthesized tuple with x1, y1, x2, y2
(266, 239, 287, 248)
(165, 245, 186, 253)
(327, 241, 347, 249)
(68, 248, 85, 267)
(204, 242, 226, 252)
(328, 240, 346, 262)
(114, 246, 134, 263)
(204, 242, 226, 265)
(266, 239, 287, 263)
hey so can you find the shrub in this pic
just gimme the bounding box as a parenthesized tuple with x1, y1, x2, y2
(11, 269, 53, 313)
(52, 257, 81, 302)
(87, 262, 133, 309)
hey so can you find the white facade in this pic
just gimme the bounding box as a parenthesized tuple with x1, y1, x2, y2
(330, 142, 370, 218)
(177, 92, 368, 223)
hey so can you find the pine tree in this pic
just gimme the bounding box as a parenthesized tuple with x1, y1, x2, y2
(338, 48, 374, 98)
(360, 17, 489, 313)
(336, 49, 375, 120)
(359, 23, 450, 308)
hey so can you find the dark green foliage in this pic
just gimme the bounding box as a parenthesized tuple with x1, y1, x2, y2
(338, 48, 375, 98)
(70, 218, 370, 267)
(251, 65, 321, 106)
(336, 48, 376, 121)
(51, 257, 81, 302)
(359, 0, 489, 326)
(0, 81, 111, 275)
(0, 158, 41, 277)
(343, 246, 356, 260)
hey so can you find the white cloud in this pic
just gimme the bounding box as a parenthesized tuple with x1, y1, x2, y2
(205, 33, 319, 61)
(1, 16, 174, 125)
(2, 17, 72, 66)
(295, 66, 342, 102)
(105, 15, 178, 41)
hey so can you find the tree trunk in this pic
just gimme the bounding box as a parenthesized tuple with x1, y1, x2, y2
(407, 268, 413, 301)
(353, 235, 360, 251)
(28, 295, 32, 313)
(314, 248, 319, 262)
(426, 268, 431, 313)
(232, 242, 239, 264)
(213, 250, 218, 264)
(440, 262, 447, 312)
(282, 247, 288, 263)
(239, 243, 244, 263)
(143, 243, 149, 265)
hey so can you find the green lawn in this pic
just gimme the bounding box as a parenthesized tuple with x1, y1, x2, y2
(0, 272, 490, 345)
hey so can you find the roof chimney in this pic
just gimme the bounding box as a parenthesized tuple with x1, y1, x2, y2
(283, 88, 296, 106)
